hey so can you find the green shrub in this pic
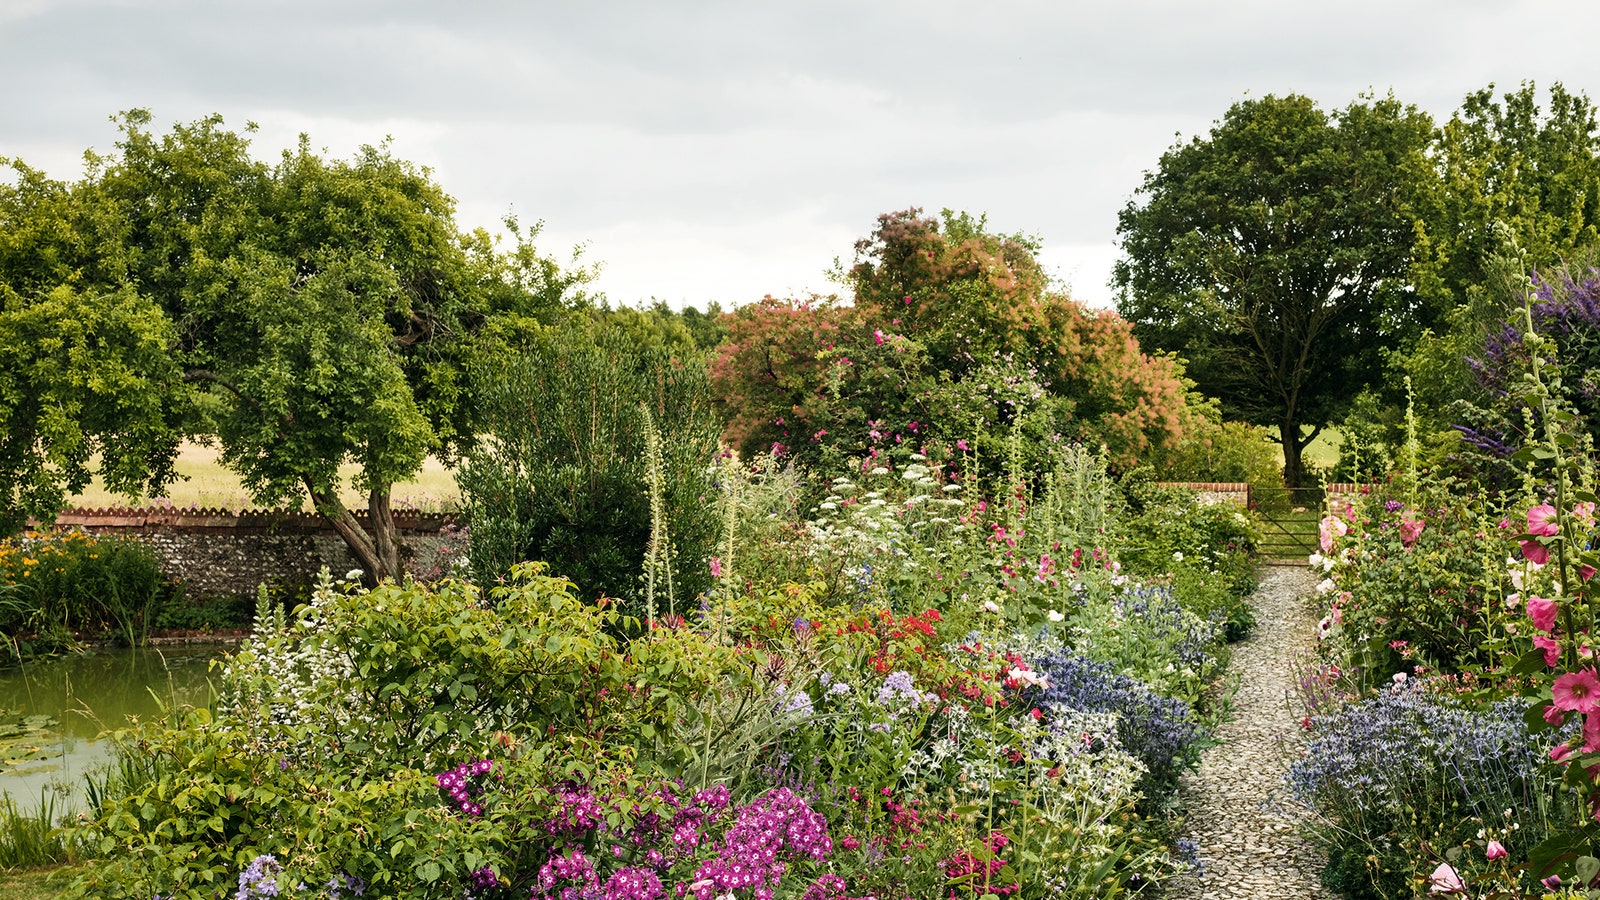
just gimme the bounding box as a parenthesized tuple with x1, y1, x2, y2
(0, 530, 173, 656)
(458, 322, 719, 615)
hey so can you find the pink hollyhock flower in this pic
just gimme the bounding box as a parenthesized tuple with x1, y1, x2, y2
(1583, 564, 1598, 581)
(1553, 668, 1600, 714)
(1486, 839, 1508, 860)
(1535, 635, 1562, 667)
(1585, 712, 1600, 753)
(1522, 539, 1551, 565)
(1399, 514, 1424, 547)
(1427, 862, 1465, 894)
(1545, 703, 1566, 726)
(1575, 501, 1597, 529)
(1319, 515, 1348, 553)
(1527, 596, 1559, 633)
(1553, 743, 1575, 764)
(1529, 503, 1560, 536)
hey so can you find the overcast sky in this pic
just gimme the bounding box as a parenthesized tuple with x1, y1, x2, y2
(4, 0, 1599, 311)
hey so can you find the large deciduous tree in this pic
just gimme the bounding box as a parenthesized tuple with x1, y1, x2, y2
(0, 111, 584, 579)
(1114, 94, 1435, 487)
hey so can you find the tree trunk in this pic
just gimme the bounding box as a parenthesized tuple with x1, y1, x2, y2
(1282, 426, 1307, 490)
(301, 477, 401, 585)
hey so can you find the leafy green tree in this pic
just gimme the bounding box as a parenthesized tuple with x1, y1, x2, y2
(1403, 83, 1600, 445)
(0, 111, 589, 579)
(1114, 94, 1435, 487)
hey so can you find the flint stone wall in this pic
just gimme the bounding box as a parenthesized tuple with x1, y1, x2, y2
(42, 507, 451, 599)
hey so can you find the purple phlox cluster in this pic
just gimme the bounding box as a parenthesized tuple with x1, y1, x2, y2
(548, 783, 606, 836)
(236, 854, 282, 900)
(798, 873, 871, 900)
(468, 866, 501, 892)
(773, 683, 815, 717)
(326, 872, 366, 898)
(874, 670, 935, 708)
(1031, 650, 1205, 788)
(436, 758, 498, 818)
(602, 866, 664, 900)
(536, 848, 599, 900)
(687, 788, 832, 900)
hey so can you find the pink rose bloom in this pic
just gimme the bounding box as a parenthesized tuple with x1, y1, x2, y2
(1527, 596, 1559, 633)
(1486, 839, 1508, 860)
(1522, 539, 1551, 565)
(1535, 635, 1562, 667)
(1529, 503, 1560, 537)
(1427, 862, 1465, 894)
(1553, 668, 1600, 715)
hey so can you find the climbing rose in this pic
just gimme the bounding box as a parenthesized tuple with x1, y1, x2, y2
(1528, 503, 1561, 537)
(1527, 596, 1559, 633)
(1553, 669, 1600, 715)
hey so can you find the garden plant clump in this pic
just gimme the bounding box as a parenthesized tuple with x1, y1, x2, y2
(1289, 261, 1600, 900)
(55, 437, 1259, 900)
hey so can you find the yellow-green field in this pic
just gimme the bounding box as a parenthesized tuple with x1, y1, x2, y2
(66, 442, 459, 512)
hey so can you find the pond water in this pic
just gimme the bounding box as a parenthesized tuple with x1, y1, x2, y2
(0, 646, 225, 805)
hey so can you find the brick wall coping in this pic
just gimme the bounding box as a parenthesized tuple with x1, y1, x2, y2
(1156, 482, 1251, 493)
(35, 506, 451, 536)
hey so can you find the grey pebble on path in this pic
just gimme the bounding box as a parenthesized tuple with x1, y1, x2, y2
(1165, 565, 1335, 900)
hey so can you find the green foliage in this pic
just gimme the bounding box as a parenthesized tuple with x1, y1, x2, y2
(0, 112, 594, 581)
(458, 322, 720, 612)
(1160, 401, 1284, 486)
(1116, 93, 1436, 487)
(0, 530, 173, 658)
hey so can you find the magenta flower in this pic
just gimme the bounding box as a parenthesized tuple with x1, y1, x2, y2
(872, 329, 885, 345)
(1583, 564, 1598, 581)
(1544, 703, 1565, 726)
(1585, 712, 1600, 754)
(1527, 595, 1559, 633)
(1535, 635, 1561, 667)
(709, 556, 723, 578)
(1399, 514, 1424, 547)
(1486, 840, 1508, 860)
(1529, 503, 1560, 536)
(1521, 539, 1551, 565)
(1553, 668, 1600, 715)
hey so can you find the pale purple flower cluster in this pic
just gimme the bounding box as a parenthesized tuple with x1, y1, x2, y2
(537, 848, 599, 899)
(326, 872, 366, 898)
(549, 784, 606, 835)
(236, 854, 282, 900)
(468, 866, 500, 891)
(874, 670, 934, 708)
(436, 758, 498, 818)
(688, 788, 832, 900)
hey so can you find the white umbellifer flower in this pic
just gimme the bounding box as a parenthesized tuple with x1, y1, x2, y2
(1047, 609, 1065, 623)
(344, 569, 364, 581)
(870, 466, 889, 476)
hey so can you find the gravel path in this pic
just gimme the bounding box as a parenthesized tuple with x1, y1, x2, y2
(1166, 565, 1333, 900)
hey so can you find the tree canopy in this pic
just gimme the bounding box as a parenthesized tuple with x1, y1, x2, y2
(714, 209, 1189, 476)
(1114, 94, 1435, 487)
(0, 111, 589, 578)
